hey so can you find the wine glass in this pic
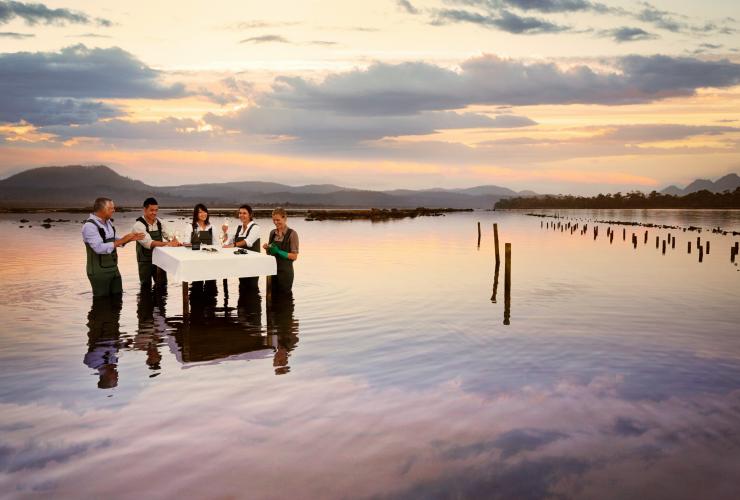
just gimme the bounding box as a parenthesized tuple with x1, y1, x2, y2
(222, 217, 230, 244)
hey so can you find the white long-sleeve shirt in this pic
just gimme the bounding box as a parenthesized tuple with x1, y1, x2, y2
(132, 217, 172, 250)
(226, 221, 261, 247)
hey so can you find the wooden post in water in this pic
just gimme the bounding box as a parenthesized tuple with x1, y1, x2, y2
(477, 221, 481, 247)
(610, 232, 614, 244)
(656, 235, 659, 248)
(493, 223, 501, 267)
(623, 228, 626, 240)
(731, 243, 738, 263)
(182, 282, 189, 318)
(504, 243, 511, 326)
(662, 240, 666, 254)
(644, 230, 648, 244)
(671, 236, 676, 249)
(699, 244, 704, 263)
(697, 236, 701, 249)
(632, 233, 637, 248)
(688, 241, 692, 254)
(706, 241, 710, 254)
(491, 260, 500, 303)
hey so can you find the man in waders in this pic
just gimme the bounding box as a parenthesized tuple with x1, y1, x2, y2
(82, 197, 145, 297)
(132, 197, 180, 287)
(263, 207, 299, 293)
(224, 204, 261, 290)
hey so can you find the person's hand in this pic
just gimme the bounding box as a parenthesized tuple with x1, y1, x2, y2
(131, 231, 146, 241)
(167, 240, 180, 247)
(223, 243, 234, 248)
(262, 243, 269, 251)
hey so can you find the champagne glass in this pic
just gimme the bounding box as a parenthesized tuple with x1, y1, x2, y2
(222, 217, 230, 245)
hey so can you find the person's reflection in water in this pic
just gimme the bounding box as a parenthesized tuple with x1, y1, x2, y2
(135, 285, 168, 372)
(237, 281, 262, 335)
(267, 290, 299, 375)
(84, 296, 123, 389)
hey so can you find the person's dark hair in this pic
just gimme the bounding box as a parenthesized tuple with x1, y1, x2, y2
(93, 197, 112, 212)
(143, 197, 158, 208)
(239, 204, 253, 218)
(192, 203, 209, 227)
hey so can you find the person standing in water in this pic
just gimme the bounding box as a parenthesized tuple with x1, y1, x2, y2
(263, 207, 299, 292)
(132, 197, 180, 287)
(224, 204, 261, 290)
(82, 197, 144, 297)
(189, 203, 216, 295)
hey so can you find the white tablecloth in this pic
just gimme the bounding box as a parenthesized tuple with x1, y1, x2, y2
(153, 247, 276, 282)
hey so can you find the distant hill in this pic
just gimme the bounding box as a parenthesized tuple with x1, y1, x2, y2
(0, 165, 532, 209)
(661, 173, 740, 196)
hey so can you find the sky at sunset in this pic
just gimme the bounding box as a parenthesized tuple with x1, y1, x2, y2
(1, 0, 739, 194)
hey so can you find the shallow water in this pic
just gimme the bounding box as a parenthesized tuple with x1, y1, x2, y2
(1, 209, 739, 499)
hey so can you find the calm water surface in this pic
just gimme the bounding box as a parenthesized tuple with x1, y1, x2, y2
(1, 210, 739, 499)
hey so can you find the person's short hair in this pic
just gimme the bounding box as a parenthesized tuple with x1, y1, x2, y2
(239, 204, 253, 217)
(143, 197, 158, 208)
(272, 207, 287, 218)
(93, 197, 112, 212)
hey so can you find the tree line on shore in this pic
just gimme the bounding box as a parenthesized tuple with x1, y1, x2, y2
(494, 188, 740, 210)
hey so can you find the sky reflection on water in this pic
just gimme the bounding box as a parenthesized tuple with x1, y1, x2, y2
(0, 210, 739, 499)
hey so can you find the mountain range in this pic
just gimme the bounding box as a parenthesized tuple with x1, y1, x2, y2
(661, 173, 740, 196)
(0, 165, 527, 209)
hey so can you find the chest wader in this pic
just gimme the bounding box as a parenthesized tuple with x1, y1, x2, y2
(136, 217, 164, 286)
(84, 220, 122, 297)
(269, 228, 294, 292)
(191, 226, 216, 295)
(235, 223, 261, 290)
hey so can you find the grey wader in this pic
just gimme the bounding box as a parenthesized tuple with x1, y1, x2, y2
(269, 228, 294, 292)
(235, 223, 261, 290)
(84, 219, 122, 297)
(136, 217, 166, 286)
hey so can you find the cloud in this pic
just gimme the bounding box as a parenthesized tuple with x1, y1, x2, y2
(225, 20, 300, 30)
(238, 34, 337, 46)
(239, 34, 290, 44)
(0, 44, 187, 126)
(0, 0, 111, 27)
(206, 106, 535, 146)
(601, 26, 658, 42)
(0, 30, 32, 38)
(397, 0, 420, 15)
(67, 33, 112, 39)
(248, 55, 740, 118)
(432, 8, 570, 33)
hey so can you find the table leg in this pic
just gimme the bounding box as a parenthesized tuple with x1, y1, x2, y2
(266, 275, 272, 306)
(182, 281, 189, 318)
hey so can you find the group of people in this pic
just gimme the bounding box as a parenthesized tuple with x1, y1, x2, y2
(81, 197, 299, 297)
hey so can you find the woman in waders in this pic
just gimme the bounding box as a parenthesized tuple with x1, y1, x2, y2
(189, 204, 217, 296)
(263, 207, 299, 293)
(224, 204, 261, 290)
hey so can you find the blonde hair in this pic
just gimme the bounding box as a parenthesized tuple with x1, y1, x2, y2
(272, 207, 287, 218)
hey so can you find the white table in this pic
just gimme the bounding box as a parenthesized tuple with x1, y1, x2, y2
(153, 246, 277, 315)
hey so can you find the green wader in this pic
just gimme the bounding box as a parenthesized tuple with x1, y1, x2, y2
(269, 228, 294, 292)
(235, 223, 261, 290)
(85, 220, 122, 297)
(136, 217, 165, 286)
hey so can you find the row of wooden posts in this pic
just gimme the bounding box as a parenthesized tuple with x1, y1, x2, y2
(478, 222, 511, 325)
(540, 220, 739, 264)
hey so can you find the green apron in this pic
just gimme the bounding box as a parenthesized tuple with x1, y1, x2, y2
(235, 223, 261, 289)
(84, 219, 122, 297)
(269, 228, 294, 292)
(136, 217, 164, 285)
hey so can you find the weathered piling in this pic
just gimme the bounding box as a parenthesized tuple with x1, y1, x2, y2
(477, 221, 481, 246)
(671, 236, 676, 249)
(699, 245, 704, 263)
(697, 236, 701, 249)
(662, 240, 666, 254)
(610, 232, 614, 244)
(632, 233, 637, 248)
(688, 242, 692, 254)
(706, 241, 710, 254)
(644, 230, 648, 244)
(623, 228, 626, 240)
(656, 235, 659, 248)
(491, 260, 500, 303)
(731, 243, 738, 262)
(493, 223, 501, 267)
(504, 243, 511, 326)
